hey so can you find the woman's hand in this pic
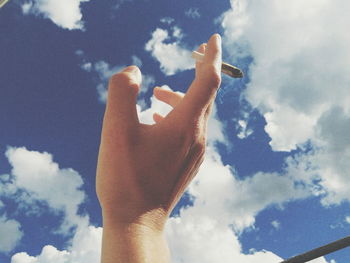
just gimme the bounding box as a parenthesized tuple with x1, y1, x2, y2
(96, 34, 222, 233)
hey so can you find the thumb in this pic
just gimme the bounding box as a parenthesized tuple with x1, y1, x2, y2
(104, 66, 141, 130)
(175, 34, 222, 121)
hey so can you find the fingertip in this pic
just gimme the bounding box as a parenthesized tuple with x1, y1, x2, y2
(108, 66, 142, 101)
(123, 65, 142, 84)
(213, 33, 221, 42)
(208, 34, 221, 47)
(204, 33, 222, 65)
(104, 66, 141, 127)
(123, 65, 140, 73)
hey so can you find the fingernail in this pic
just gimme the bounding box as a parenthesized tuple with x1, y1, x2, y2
(214, 33, 221, 43)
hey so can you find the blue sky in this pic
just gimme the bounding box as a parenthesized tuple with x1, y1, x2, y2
(0, 0, 350, 262)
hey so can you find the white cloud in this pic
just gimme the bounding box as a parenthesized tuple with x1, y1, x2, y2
(0, 217, 23, 253)
(187, 147, 309, 231)
(11, 224, 102, 263)
(165, 147, 289, 262)
(166, 215, 282, 263)
(0, 147, 102, 262)
(220, 0, 350, 206)
(145, 27, 194, 75)
(185, 7, 201, 19)
(282, 132, 350, 206)
(221, 0, 350, 152)
(4, 147, 85, 233)
(21, 0, 89, 30)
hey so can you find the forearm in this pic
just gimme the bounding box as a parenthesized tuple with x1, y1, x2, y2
(101, 213, 171, 263)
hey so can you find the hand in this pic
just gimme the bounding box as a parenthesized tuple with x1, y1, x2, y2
(96, 34, 222, 231)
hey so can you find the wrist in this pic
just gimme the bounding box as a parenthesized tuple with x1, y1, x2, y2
(101, 215, 171, 263)
(102, 206, 168, 233)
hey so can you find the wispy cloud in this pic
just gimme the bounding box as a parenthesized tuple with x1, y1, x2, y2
(76, 51, 155, 103)
(160, 17, 175, 25)
(271, 220, 281, 230)
(185, 7, 201, 19)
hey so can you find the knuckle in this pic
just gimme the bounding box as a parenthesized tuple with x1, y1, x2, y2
(192, 136, 206, 156)
(187, 125, 206, 153)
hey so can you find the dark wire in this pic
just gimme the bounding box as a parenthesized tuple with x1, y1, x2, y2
(280, 235, 350, 263)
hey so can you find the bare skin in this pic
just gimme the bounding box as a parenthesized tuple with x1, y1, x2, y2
(96, 34, 222, 263)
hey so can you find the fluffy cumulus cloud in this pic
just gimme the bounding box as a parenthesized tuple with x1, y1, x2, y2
(221, 0, 350, 151)
(11, 225, 102, 263)
(145, 26, 194, 75)
(165, 146, 309, 262)
(186, 148, 309, 231)
(221, 0, 350, 205)
(4, 147, 85, 232)
(21, 0, 89, 30)
(164, 143, 339, 263)
(0, 147, 102, 262)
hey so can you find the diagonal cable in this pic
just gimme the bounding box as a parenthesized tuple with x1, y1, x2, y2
(280, 235, 350, 263)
